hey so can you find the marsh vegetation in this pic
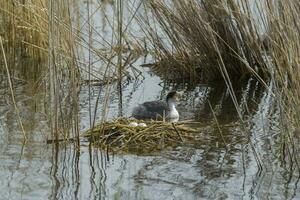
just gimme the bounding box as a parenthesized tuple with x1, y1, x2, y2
(1, 0, 300, 199)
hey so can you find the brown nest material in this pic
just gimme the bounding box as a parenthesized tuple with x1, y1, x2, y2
(81, 118, 203, 154)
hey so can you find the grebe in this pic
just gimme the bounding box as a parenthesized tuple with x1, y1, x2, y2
(132, 91, 182, 122)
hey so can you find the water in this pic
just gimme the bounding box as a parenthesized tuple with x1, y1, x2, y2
(1, 63, 300, 199)
(1, 0, 300, 199)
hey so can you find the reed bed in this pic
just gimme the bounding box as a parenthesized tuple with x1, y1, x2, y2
(0, 0, 142, 141)
(0, 0, 48, 66)
(1, 0, 300, 167)
(138, 0, 270, 82)
(82, 118, 202, 153)
(138, 0, 300, 168)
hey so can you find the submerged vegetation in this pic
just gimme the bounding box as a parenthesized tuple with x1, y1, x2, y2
(1, 0, 300, 171)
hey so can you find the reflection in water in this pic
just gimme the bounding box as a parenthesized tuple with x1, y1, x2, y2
(1, 64, 300, 199)
(1, 0, 300, 199)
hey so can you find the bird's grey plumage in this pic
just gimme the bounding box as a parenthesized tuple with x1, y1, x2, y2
(132, 100, 169, 120)
(132, 91, 182, 121)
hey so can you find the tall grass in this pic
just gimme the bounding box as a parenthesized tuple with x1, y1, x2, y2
(0, 0, 145, 141)
(139, 0, 300, 168)
(138, 0, 270, 82)
(2, 0, 300, 168)
(0, 0, 48, 77)
(0, 0, 81, 141)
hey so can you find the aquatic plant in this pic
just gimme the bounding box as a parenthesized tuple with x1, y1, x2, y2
(0, 0, 82, 141)
(139, 0, 300, 169)
(138, 0, 270, 82)
(0, 0, 145, 142)
(1, 0, 300, 171)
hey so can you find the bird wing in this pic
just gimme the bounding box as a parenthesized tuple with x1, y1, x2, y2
(132, 100, 168, 119)
(142, 101, 168, 114)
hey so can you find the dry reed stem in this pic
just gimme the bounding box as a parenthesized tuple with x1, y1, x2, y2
(0, 36, 27, 140)
(82, 118, 202, 153)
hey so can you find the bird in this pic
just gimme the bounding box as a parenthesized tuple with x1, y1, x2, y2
(132, 91, 183, 122)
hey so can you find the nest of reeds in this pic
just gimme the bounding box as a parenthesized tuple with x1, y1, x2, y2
(82, 118, 202, 154)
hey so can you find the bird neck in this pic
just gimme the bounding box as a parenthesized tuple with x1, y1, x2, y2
(167, 99, 176, 111)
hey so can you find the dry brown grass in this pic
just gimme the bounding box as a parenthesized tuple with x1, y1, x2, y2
(0, 0, 145, 141)
(139, 0, 300, 125)
(82, 118, 203, 154)
(1, 0, 300, 164)
(138, 0, 300, 165)
(138, 0, 270, 82)
(0, 0, 48, 63)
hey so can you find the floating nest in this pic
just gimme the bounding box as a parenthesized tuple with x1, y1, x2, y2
(82, 118, 203, 154)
